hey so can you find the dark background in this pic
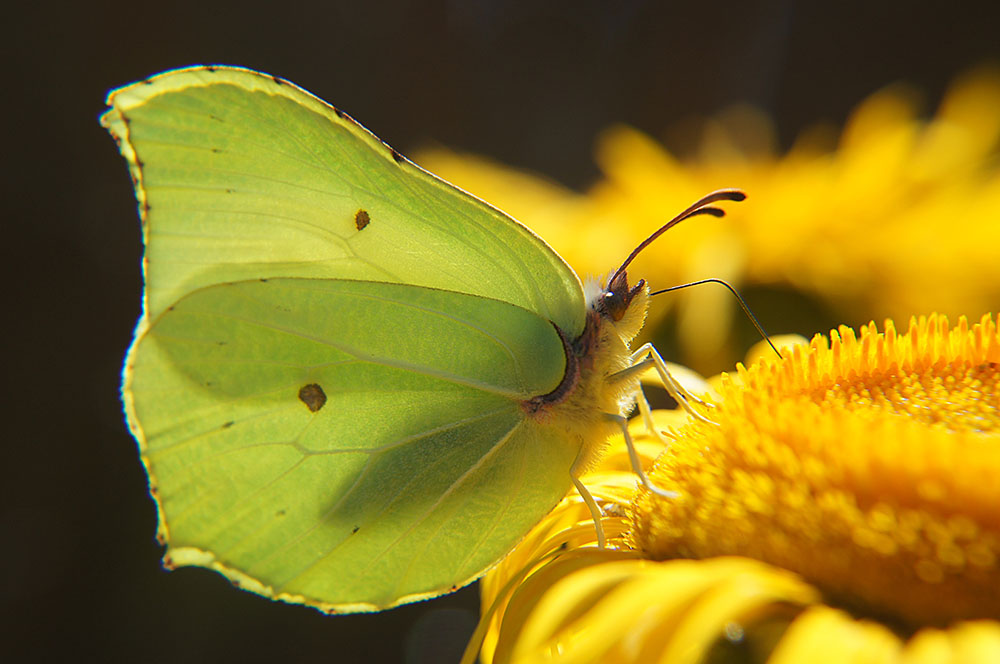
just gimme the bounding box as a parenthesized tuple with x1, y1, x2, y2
(6, 1, 1000, 662)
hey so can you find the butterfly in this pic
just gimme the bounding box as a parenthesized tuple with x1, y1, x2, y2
(103, 65, 743, 613)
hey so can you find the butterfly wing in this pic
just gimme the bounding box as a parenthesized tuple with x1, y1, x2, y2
(104, 67, 589, 610)
(128, 278, 580, 611)
(101, 66, 585, 335)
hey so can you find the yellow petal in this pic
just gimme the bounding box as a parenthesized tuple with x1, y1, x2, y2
(503, 557, 818, 664)
(767, 606, 902, 664)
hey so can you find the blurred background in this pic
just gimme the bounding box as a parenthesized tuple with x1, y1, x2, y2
(6, 1, 1000, 662)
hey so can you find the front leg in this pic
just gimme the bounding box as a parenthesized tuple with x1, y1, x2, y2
(628, 343, 719, 426)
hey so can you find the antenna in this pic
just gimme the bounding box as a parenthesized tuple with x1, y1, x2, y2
(651, 278, 782, 358)
(608, 189, 746, 290)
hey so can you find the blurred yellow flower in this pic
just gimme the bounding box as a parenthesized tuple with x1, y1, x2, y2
(464, 313, 1000, 664)
(417, 68, 1000, 370)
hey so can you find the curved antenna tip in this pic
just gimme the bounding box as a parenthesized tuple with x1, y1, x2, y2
(609, 189, 747, 286)
(706, 188, 747, 203)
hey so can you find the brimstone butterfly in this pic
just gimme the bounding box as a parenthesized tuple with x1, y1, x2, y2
(103, 66, 743, 613)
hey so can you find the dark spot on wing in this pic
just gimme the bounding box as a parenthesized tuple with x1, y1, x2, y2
(298, 383, 327, 412)
(276, 509, 286, 517)
(217, 340, 227, 346)
(211, 147, 222, 153)
(259, 278, 269, 282)
(352, 525, 359, 534)
(390, 148, 404, 164)
(222, 420, 234, 429)
(334, 107, 345, 119)
(230, 579, 241, 588)
(225, 188, 235, 194)
(205, 65, 217, 72)
(163, 554, 176, 569)
(355, 209, 370, 231)
(155, 532, 166, 545)
(209, 114, 223, 123)
(271, 75, 284, 86)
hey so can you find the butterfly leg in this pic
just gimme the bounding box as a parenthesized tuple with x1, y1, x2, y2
(571, 476, 606, 549)
(631, 377, 672, 445)
(630, 343, 715, 409)
(607, 412, 680, 499)
(604, 358, 670, 445)
(629, 343, 719, 426)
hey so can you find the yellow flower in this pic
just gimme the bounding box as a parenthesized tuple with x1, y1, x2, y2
(417, 68, 1000, 370)
(464, 313, 1000, 664)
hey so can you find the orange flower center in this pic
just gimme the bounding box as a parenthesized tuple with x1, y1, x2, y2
(628, 314, 1000, 629)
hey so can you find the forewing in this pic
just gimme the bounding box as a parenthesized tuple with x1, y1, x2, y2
(125, 279, 578, 610)
(102, 66, 585, 336)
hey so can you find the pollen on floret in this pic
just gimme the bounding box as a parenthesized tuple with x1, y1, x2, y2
(629, 313, 1000, 628)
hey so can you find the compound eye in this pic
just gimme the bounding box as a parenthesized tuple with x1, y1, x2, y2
(600, 290, 628, 321)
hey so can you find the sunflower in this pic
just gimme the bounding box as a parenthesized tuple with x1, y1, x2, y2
(463, 313, 1000, 664)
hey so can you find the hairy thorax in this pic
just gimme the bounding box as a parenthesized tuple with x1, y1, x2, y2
(523, 279, 650, 476)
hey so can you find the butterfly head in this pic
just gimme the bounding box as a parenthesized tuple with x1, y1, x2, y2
(589, 189, 747, 344)
(590, 269, 649, 344)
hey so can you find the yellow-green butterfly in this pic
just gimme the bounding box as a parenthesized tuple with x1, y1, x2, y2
(103, 65, 743, 613)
